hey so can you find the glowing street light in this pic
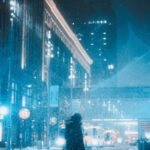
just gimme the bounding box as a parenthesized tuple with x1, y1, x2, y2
(0, 106, 9, 117)
(19, 108, 30, 120)
(108, 64, 114, 70)
(50, 117, 57, 126)
(55, 137, 66, 147)
(10, 0, 16, 6)
(10, 0, 16, 22)
(103, 20, 107, 24)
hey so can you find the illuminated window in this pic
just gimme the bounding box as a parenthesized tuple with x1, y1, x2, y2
(90, 43, 94, 46)
(104, 20, 107, 24)
(108, 64, 114, 70)
(90, 32, 94, 35)
(104, 58, 107, 62)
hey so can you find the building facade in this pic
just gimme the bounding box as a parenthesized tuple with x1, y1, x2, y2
(0, 0, 92, 148)
(54, 0, 117, 84)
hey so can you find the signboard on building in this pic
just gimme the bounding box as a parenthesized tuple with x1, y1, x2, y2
(49, 85, 59, 107)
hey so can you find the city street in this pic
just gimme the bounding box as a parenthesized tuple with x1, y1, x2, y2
(0, 0, 150, 149)
(14, 146, 138, 150)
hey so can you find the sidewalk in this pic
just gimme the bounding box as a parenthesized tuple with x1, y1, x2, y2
(14, 146, 62, 150)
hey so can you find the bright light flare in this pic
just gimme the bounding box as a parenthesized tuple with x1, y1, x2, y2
(55, 137, 66, 147)
(108, 64, 114, 70)
(0, 106, 9, 116)
(10, 0, 16, 6)
(92, 138, 98, 146)
(117, 138, 123, 144)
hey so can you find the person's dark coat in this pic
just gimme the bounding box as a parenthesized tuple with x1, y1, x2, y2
(65, 113, 85, 150)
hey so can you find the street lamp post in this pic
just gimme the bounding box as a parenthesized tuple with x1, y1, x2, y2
(83, 73, 89, 102)
(108, 64, 114, 75)
(19, 107, 30, 149)
(82, 73, 90, 117)
(68, 57, 76, 113)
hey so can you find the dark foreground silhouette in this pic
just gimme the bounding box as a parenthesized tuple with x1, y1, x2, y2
(138, 138, 150, 150)
(65, 113, 85, 150)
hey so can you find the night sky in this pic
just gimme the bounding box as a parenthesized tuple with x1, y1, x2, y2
(55, 0, 150, 86)
(55, 0, 150, 46)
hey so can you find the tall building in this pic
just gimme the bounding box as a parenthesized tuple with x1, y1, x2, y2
(55, 0, 117, 84)
(0, 0, 92, 148)
(0, 0, 45, 148)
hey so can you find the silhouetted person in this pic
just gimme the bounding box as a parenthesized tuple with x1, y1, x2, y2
(65, 113, 85, 150)
(138, 138, 150, 150)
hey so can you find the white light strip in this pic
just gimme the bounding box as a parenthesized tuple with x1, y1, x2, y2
(21, 48, 25, 69)
(125, 131, 138, 135)
(45, 0, 93, 66)
(21, 0, 26, 69)
(117, 122, 138, 125)
(91, 118, 138, 122)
